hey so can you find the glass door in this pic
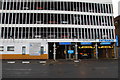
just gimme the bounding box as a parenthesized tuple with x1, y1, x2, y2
(22, 46, 26, 55)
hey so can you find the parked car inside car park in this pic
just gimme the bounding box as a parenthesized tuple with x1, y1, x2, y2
(61, 35, 70, 38)
(23, 7, 29, 10)
(48, 21, 57, 24)
(36, 7, 43, 10)
(79, 50, 91, 59)
(61, 21, 69, 24)
(47, 35, 56, 38)
(34, 35, 41, 38)
(36, 21, 42, 24)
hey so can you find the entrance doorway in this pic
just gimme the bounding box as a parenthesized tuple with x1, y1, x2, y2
(48, 42, 75, 60)
(48, 42, 54, 59)
(56, 45, 65, 59)
(56, 44, 75, 59)
(22, 46, 26, 55)
(98, 48, 113, 58)
(78, 48, 93, 59)
(48, 42, 66, 59)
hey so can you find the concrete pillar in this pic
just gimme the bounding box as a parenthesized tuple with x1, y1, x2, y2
(75, 43, 78, 60)
(106, 48, 108, 58)
(53, 43, 56, 61)
(114, 43, 117, 59)
(96, 43, 98, 59)
(68, 46, 71, 60)
(65, 45, 67, 60)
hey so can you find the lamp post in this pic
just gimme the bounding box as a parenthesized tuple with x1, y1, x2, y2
(95, 43, 98, 59)
(75, 42, 78, 60)
(73, 36, 79, 62)
(96, 35, 99, 59)
(53, 42, 56, 61)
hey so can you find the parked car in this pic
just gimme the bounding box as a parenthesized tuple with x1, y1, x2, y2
(34, 35, 41, 38)
(61, 21, 69, 24)
(36, 7, 43, 10)
(48, 21, 57, 24)
(23, 7, 29, 10)
(61, 35, 70, 38)
(79, 50, 91, 59)
(47, 35, 56, 38)
(35, 21, 42, 24)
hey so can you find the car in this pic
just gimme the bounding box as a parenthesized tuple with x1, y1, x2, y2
(22, 7, 29, 10)
(36, 7, 43, 10)
(89, 9, 94, 12)
(47, 35, 56, 38)
(61, 35, 70, 38)
(48, 21, 57, 24)
(79, 50, 91, 59)
(35, 21, 42, 24)
(34, 35, 41, 38)
(61, 21, 69, 24)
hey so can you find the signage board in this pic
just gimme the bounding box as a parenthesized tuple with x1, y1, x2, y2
(116, 35, 119, 46)
(78, 39, 95, 41)
(98, 46, 113, 48)
(59, 42, 71, 45)
(100, 42, 111, 45)
(29, 43, 41, 56)
(68, 50, 74, 54)
(99, 39, 114, 42)
(80, 46, 95, 48)
(80, 42, 92, 45)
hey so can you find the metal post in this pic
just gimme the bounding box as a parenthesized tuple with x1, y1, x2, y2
(75, 43, 78, 60)
(96, 43, 98, 59)
(114, 43, 117, 59)
(53, 43, 56, 61)
(69, 54, 71, 60)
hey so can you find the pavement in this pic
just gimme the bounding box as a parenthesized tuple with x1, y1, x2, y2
(1, 59, 119, 78)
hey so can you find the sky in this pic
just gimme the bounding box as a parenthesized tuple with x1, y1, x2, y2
(112, 0, 120, 17)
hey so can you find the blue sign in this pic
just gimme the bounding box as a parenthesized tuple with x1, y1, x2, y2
(99, 39, 114, 42)
(100, 42, 111, 45)
(116, 35, 119, 46)
(81, 42, 92, 45)
(68, 50, 74, 54)
(59, 42, 71, 45)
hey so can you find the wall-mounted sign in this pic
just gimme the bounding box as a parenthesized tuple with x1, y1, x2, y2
(80, 46, 95, 48)
(100, 42, 111, 45)
(78, 39, 95, 41)
(98, 46, 113, 48)
(80, 42, 92, 45)
(29, 43, 41, 56)
(116, 35, 119, 46)
(59, 42, 71, 45)
(68, 50, 74, 54)
(99, 39, 114, 42)
(29, 44, 46, 55)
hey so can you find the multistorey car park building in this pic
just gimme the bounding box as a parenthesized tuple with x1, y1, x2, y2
(0, 0, 117, 60)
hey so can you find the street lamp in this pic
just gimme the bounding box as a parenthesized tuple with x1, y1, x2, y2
(73, 35, 79, 62)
